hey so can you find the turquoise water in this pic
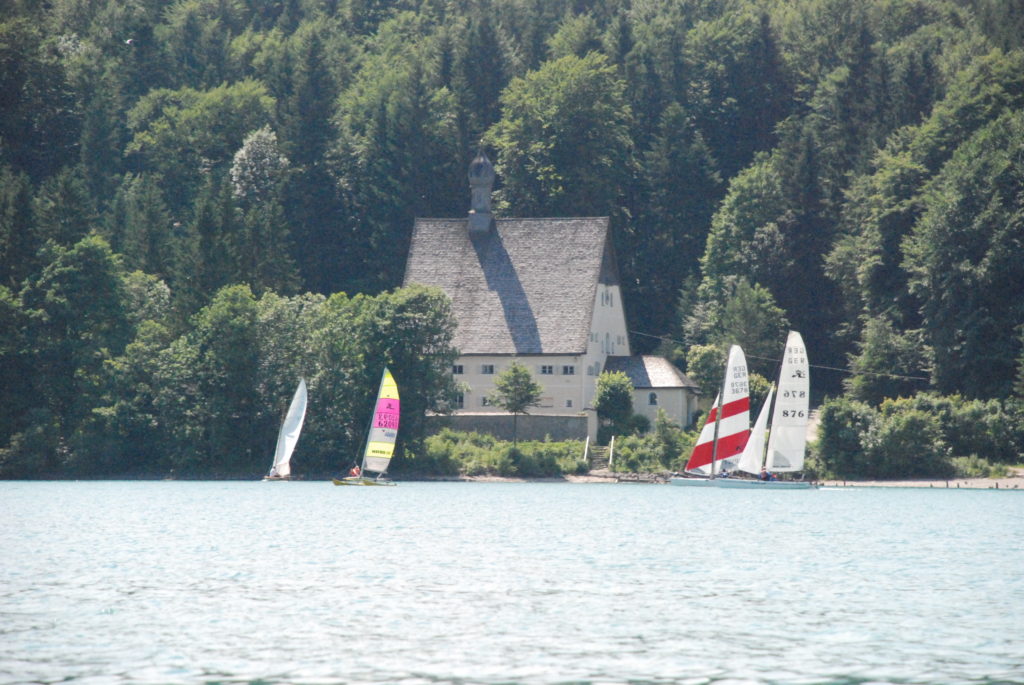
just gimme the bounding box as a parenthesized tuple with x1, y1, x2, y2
(1, 481, 1022, 684)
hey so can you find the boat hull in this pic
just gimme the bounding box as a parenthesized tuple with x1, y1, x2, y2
(332, 477, 396, 487)
(670, 476, 816, 489)
(669, 477, 717, 487)
(715, 478, 817, 489)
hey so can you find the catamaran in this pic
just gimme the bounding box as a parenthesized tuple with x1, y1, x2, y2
(717, 330, 816, 489)
(670, 345, 750, 487)
(333, 367, 399, 487)
(264, 379, 307, 481)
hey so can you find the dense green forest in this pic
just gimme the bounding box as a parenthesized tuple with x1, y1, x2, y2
(2, 0, 1023, 479)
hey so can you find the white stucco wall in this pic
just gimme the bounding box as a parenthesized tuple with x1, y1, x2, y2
(453, 354, 589, 413)
(632, 387, 697, 429)
(447, 282, 631, 443)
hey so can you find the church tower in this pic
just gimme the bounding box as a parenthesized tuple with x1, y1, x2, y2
(468, 149, 495, 234)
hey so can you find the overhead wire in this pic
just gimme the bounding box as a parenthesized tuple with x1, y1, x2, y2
(628, 330, 930, 382)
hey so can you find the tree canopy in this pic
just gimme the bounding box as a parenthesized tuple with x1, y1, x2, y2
(2, 0, 1024, 477)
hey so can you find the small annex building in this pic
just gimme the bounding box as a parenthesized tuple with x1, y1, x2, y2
(603, 355, 700, 429)
(403, 151, 698, 442)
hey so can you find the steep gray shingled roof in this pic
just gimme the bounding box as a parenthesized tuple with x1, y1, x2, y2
(604, 355, 698, 390)
(403, 217, 614, 355)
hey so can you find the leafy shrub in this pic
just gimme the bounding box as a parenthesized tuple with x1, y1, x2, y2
(867, 401, 953, 478)
(421, 429, 584, 477)
(515, 439, 587, 476)
(816, 396, 878, 478)
(905, 393, 1021, 463)
(609, 432, 685, 473)
(951, 456, 1009, 478)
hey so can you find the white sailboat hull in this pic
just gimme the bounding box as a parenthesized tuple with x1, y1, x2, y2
(670, 476, 815, 489)
(714, 478, 816, 489)
(669, 477, 718, 487)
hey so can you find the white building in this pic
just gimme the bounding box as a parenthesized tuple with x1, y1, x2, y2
(604, 355, 700, 429)
(403, 151, 697, 442)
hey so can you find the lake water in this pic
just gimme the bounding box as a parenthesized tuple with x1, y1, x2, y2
(1, 481, 1022, 685)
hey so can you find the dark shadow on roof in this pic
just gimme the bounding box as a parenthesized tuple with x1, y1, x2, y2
(471, 230, 541, 353)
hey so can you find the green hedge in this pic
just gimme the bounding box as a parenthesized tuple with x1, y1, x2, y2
(813, 393, 1024, 479)
(418, 428, 586, 477)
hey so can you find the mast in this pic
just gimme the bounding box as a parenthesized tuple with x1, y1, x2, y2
(357, 373, 379, 476)
(709, 373, 726, 479)
(355, 369, 383, 477)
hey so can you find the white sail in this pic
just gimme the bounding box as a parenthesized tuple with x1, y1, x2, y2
(269, 379, 307, 478)
(736, 386, 774, 475)
(765, 331, 809, 472)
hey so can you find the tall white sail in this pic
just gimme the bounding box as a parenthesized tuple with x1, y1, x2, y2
(736, 386, 774, 475)
(765, 331, 809, 472)
(269, 379, 307, 478)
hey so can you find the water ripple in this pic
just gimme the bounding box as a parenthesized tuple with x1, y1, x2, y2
(1, 482, 1022, 684)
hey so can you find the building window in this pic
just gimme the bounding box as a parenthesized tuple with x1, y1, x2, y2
(452, 364, 463, 375)
(481, 364, 494, 375)
(562, 365, 575, 375)
(481, 396, 491, 406)
(454, 392, 464, 409)
(540, 365, 553, 375)
(566, 399, 573, 408)
(649, 392, 658, 406)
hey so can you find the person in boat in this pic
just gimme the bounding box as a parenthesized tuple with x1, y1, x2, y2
(759, 468, 776, 481)
(349, 464, 361, 477)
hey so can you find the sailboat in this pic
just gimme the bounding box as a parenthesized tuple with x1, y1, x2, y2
(333, 367, 400, 487)
(670, 345, 750, 487)
(264, 379, 307, 481)
(717, 331, 816, 489)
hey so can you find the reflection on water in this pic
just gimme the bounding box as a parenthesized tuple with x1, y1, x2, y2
(1, 481, 1022, 684)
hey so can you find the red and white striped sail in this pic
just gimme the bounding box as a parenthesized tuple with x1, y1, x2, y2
(685, 345, 750, 474)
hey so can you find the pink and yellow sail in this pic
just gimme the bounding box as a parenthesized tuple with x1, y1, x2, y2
(362, 367, 400, 475)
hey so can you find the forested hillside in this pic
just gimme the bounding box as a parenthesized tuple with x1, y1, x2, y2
(2, 0, 1023, 478)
